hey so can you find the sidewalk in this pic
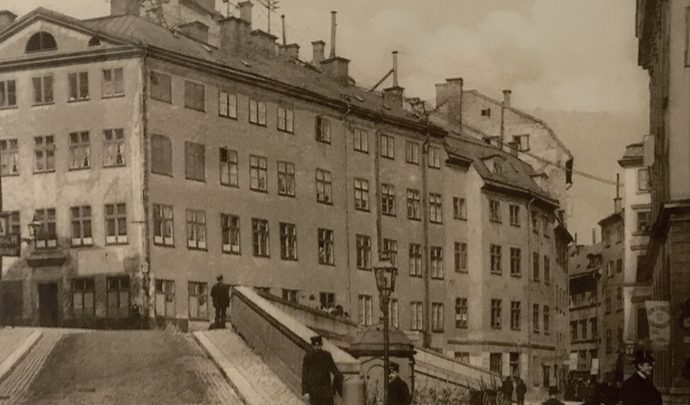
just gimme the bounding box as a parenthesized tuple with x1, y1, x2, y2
(0, 327, 42, 382)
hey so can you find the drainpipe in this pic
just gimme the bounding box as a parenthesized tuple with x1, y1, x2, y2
(374, 125, 383, 260)
(342, 104, 353, 313)
(421, 123, 431, 349)
(526, 196, 536, 384)
(140, 45, 152, 322)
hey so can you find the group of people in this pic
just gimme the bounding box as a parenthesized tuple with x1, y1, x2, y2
(500, 375, 528, 404)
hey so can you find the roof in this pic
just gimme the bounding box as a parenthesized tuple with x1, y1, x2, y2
(598, 210, 623, 226)
(569, 243, 603, 276)
(618, 141, 644, 167)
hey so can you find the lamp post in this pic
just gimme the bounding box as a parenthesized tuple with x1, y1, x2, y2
(373, 259, 397, 405)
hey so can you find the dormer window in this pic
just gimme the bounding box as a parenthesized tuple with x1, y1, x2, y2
(26, 32, 57, 53)
(88, 37, 102, 47)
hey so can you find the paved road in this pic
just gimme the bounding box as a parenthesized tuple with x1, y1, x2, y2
(0, 329, 242, 405)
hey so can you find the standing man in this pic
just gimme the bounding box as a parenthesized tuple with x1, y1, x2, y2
(515, 377, 527, 405)
(542, 386, 565, 405)
(620, 350, 662, 405)
(501, 376, 514, 405)
(210, 275, 229, 329)
(302, 335, 343, 405)
(387, 362, 411, 405)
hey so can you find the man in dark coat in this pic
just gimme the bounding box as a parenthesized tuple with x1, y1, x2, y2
(501, 376, 513, 405)
(387, 362, 411, 405)
(302, 335, 343, 405)
(210, 275, 229, 329)
(620, 350, 662, 405)
(542, 386, 565, 405)
(515, 377, 527, 405)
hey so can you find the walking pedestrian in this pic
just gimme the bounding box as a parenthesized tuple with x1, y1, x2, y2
(210, 275, 229, 329)
(387, 362, 411, 405)
(542, 386, 565, 405)
(620, 350, 662, 405)
(301, 335, 343, 405)
(501, 376, 514, 405)
(515, 377, 527, 405)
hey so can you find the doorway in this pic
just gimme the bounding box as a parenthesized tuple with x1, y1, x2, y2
(38, 282, 59, 327)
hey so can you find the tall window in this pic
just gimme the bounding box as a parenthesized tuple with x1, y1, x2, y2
(510, 247, 521, 277)
(69, 131, 91, 170)
(221, 214, 241, 254)
(455, 297, 468, 328)
(72, 278, 95, 318)
(607, 260, 614, 277)
(544, 256, 551, 284)
(453, 197, 467, 220)
(252, 218, 270, 257)
(491, 299, 502, 329)
(155, 279, 175, 318)
(249, 99, 267, 126)
(184, 80, 205, 111)
(315, 169, 332, 204)
(454, 242, 468, 273)
(277, 106, 294, 133)
(511, 301, 521, 330)
(32, 75, 53, 104)
(356, 234, 371, 269)
(153, 204, 174, 246)
(543, 215, 551, 237)
(407, 189, 421, 220)
(490, 244, 502, 274)
(637, 168, 650, 192)
(432, 303, 444, 332)
(410, 301, 423, 331)
(490, 353, 502, 374)
(107, 276, 129, 317)
(151, 134, 172, 176)
(318, 228, 334, 265)
(405, 141, 419, 164)
(543, 305, 550, 334)
(532, 210, 539, 234)
(25, 32, 57, 53)
(533, 304, 540, 333)
(218, 90, 237, 118)
(0, 139, 18, 176)
(382, 238, 398, 265)
(509, 204, 520, 226)
(68, 72, 89, 101)
(34, 135, 55, 173)
(7, 211, 20, 235)
(188, 282, 208, 319)
(489, 200, 501, 222)
(102, 68, 124, 97)
(103, 129, 125, 167)
(319, 292, 335, 309)
(354, 178, 369, 211)
(35, 208, 57, 248)
(409, 243, 422, 277)
(0, 80, 16, 108)
(637, 211, 650, 233)
(279, 222, 298, 260)
(219, 147, 239, 187)
(430, 246, 444, 279)
(105, 203, 127, 244)
(381, 184, 396, 216)
(353, 128, 368, 152)
(315, 116, 331, 143)
(533, 252, 540, 281)
(512, 134, 530, 151)
(429, 193, 442, 223)
(185, 142, 205, 182)
(249, 155, 268, 192)
(380, 133, 395, 159)
(186, 209, 207, 250)
(570, 322, 578, 341)
(150, 71, 172, 103)
(71, 205, 93, 247)
(277, 161, 295, 197)
(358, 295, 373, 326)
(616, 287, 623, 311)
(428, 146, 441, 169)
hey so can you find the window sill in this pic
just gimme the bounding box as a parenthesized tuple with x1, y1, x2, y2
(318, 262, 336, 267)
(250, 188, 268, 194)
(490, 271, 503, 276)
(454, 217, 468, 221)
(102, 94, 125, 100)
(428, 165, 441, 170)
(315, 138, 331, 144)
(510, 223, 521, 228)
(277, 193, 296, 198)
(32, 102, 54, 107)
(218, 114, 238, 120)
(409, 274, 423, 278)
(355, 208, 370, 213)
(33, 170, 56, 174)
(151, 97, 172, 104)
(432, 329, 444, 333)
(0, 173, 19, 177)
(221, 250, 241, 255)
(253, 254, 271, 258)
(455, 270, 469, 274)
(0, 105, 18, 111)
(431, 277, 445, 281)
(280, 257, 298, 261)
(185, 177, 207, 183)
(407, 217, 421, 221)
(189, 317, 209, 322)
(511, 327, 521, 331)
(277, 129, 294, 135)
(405, 160, 420, 166)
(71, 244, 94, 248)
(68, 167, 91, 172)
(105, 242, 129, 246)
(430, 220, 443, 225)
(354, 149, 369, 154)
(510, 273, 521, 278)
(220, 183, 240, 188)
(152, 171, 173, 177)
(317, 200, 334, 206)
(357, 267, 372, 272)
(490, 219, 502, 224)
(382, 212, 396, 217)
(249, 122, 267, 127)
(185, 106, 206, 113)
(67, 98, 90, 103)
(632, 231, 650, 237)
(187, 247, 208, 252)
(153, 243, 176, 248)
(380, 155, 395, 160)
(103, 164, 127, 169)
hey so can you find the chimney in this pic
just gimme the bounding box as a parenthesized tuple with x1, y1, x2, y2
(614, 173, 622, 211)
(178, 21, 210, 43)
(320, 11, 350, 86)
(219, 16, 251, 52)
(435, 77, 463, 126)
(239, 1, 253, 26)
(592, 227, 597, 244)
(110, 0, 140, 16)
(282, 43, 299, 59)
(0, 10, 17, 32)
(329, 11, 337, 58)
(383, 51, 404, 107)
(503, 89, 512, 107)
(312, 40, 325, 65)
(249, 29, 278, 56)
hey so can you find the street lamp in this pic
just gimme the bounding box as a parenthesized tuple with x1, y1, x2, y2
(373, 258, 397, 405)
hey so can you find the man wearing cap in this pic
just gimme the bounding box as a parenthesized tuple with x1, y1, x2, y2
(387, 362, 411, 405)
(542, 386, 565, 405)
(620, 350, 662, 405)
(302, 335, 343, 405)
(210, 275, 229, 329)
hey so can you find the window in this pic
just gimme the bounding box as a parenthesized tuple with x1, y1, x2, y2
(0, 139, 18, 175)
(282, 289, 298, 303)
(533, 304, 540, 333)
(68, 72, 89, 101)
(407, 189, 421, 220)
(188, 282, 208, 319)
(543, 305, 550, 334)
(410, 301, 423, 331)
(315, 116, 331, 143)
(455, 298, 468, 328)
(390, 299, 399, 328)
(277, 106, 294, 133)
(32, 75, 53, 104)
(151, 134, 172, 176)
(637, 211, 650, 233)
(637, 307, 649, 340)
(184, 80, 205, 111)
(580, 320, 587, 339)
(489, 200, 501, 222)
(221, 214, 241, 254)
(511, 301, 521, 330)
(543, 215, 551, 237)
(186, 209, 207, 250)
(155, 279, 175, 318)
(432, 303, 444, 332)
(7, 211, 20, 235)
(34, 135, 55, 172)
(405, 141, 419, 164)
(153, 204, 174, 246)
(428, 146, 441, 169)
(544, 256, 550, 284)
(102, 68, 124, 97)
(380, 133, 395, 159)
(617, 258, 623, 274)
(454, 242, 468, 273)
(356, 234, 371, 269)
(249, 99, 267, 126)
(105, 203, 127, 244)
(409, 243, 422, 277)
(429, 193, 443, 223)
(570, 322, 578, 341)
(491, 299, 502, 329)
(0, 80, 16, 108)
(532, 252, 540, 281)
(219, 147, 239, 187)
(490, 353, 502, 374)
(430, 246, 443, 279)
(453, 197, 467, 220)
(590, 317, 598, 338)
(103, 129, 125, 167)
(382, 238, 398, 265)
(532, 210, 539, 234)
(185, 142, 205, 182)
(509, 204, 520, 226)
(616, 287, 623, 311)
(319, 292, 335, 309)
(318, 228, 334, 265)
(510, 352, 520, 376)
(279, 222, 298, 260)
(606, 329, 612, 353)
(71, 206, 93, 247)
(218, 90, 237, 119)
(150, 71, 172, 103)
(72, 278, 95, 318)
(512, 134, 530, 151)
(481, 108, 491, 118)
(510, 247, 521, 277)
(315, 169, 333, 204)
(25, 32, 57, 53)
(607, 260, 614, 278)
(252, 218, 270, 257)
(490, 244, 502, 274)
(381, 184, 396, 216)
(352, 127, 368, 152)
(277, 161, 295, 197)
(603, 227, 611, 247)
(249, 155, 268, 192)
(454, 352, 470, 364)
(35, 208, 57, 248)
(637, 168, 650, 192)
(107, 276, 129, 317)
(358, 295, 373, 325)
(354, 178, 369, 211)
(68, 131, 91, 170)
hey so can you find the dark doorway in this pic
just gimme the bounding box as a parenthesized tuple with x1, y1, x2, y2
(38, 283, 59, 326)
(1, 281, 23, 326)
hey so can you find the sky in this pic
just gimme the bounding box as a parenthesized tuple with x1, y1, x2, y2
(0, 0, 650, 240)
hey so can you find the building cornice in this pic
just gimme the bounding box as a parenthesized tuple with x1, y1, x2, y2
(0, 46, 142, 73)
(446, 338, 555, 351)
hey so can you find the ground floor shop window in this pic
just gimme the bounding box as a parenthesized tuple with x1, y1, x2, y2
(188, 282, 208, 320)
(106, 276, 129, 317)
(155, 279, 175, 318)
(72, 278, 95, 318)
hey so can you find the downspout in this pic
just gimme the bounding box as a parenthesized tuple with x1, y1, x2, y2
(421, 120, 431, 349)
(374, 120, 383, 260)
(342, 104, 353, 312)
(140, 45, 152, 321)
(526, 196, 536, 383)
(500, 99, 505, 149)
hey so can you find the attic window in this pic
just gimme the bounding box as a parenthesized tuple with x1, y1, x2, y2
(25, 32, 57, 53)
(88, 37, 102, 46)
(481, 108, 491, 118)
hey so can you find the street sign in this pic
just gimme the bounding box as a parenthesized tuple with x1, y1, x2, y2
(646, 300, 671, 349)
(0, 233, 20, 257)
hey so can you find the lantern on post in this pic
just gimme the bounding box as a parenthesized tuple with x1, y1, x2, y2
(373, 258, 397, 405)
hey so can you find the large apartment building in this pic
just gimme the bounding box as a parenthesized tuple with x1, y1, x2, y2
(0, 0, 570, 390)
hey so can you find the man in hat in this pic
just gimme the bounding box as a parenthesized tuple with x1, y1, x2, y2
(387, 362, 411, 405)
(620, 350, 662, 405)
(515, 377, 527, 405)
(542, 386, 565, 405)
(210, 275, 229, 329)
(302, 335, 343, 405)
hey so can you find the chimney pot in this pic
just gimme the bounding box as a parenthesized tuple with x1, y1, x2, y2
(330, 11, 337, 58)
(0, 10, 17, 32)
(503, 89, 512, 107)
(239, 1, 253, 26)
(392, 51, 399, 87)
(312, 40, 325, 65)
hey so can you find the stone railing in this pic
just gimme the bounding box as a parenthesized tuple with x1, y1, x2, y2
(414, 347, 501, 391)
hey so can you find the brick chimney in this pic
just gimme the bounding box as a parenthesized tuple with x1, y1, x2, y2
(0, 10, 17, 32)
(435, 77, 463, 125)
(383, 51, 404, 107)
(320, 11, 350, 86)
(110, 0, 140, 16)
(178, 21, 210, 43)
(311, 40, 325, 65)
(239, 1, 253, 25)
(281, 43, 299, 59)
(503, 89, 512, 107)
(249, 29, 278, 56)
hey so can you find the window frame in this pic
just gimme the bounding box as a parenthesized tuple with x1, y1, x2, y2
(407, 189, 421, 220)
(453, 197, 467, 220)
(68, 131, 91, 170)
(248, 99, 267, 126)
(72, 278, 95, 318)
(185, 209, 207, 250)
(68, 71, 89, 102)
(102, 67, 124, 98)
(354, 178, 370, 211)
(105, 203, 128, 245)
(454, 242, 468, 273)
(33, 135, 56, 173)
(251, 218, 270, 257)
(34, 208, 57, 248)
(218, 90, 237, 119)
(153, 203, 174, 246)
(430, 246, 444, 279)
(490, 299, 502, 329)
(455, 297, 468, 329)
(221, 213, 241, 254)
(70, 205, 93, 247)
(151, 134, 173, 176)
(405, 140, 419, 165)
(0, 138, 19, 176)
(355, 234, 371, 270)
(490, 244, 502, 274)
(353, 127, 369, 153)
(103, 129, 126, 168)
(315, 169, 333, 204)
(381, 183, 396, 216)
(150, 71, 172, 103)
(188, 281, 209, 320)
(429, 193, 443, 224)
(184, 80, 205, 112)
(0, 80, 17, 109)
(279, 222, 298, 261)
(219, 147, 239, 187)
(409, 243, 422, 277)
(315, 115, 331, 143)
(32, 75, 54, 105)
(489, 200, 501, 223)
(277, 105, 294, 133)
(318, 228, 334, 265)
(277, 160, 296, 197)
(249, 154, 268, 192)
